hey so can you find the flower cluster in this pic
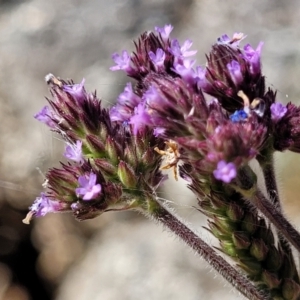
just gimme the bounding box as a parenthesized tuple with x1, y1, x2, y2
(25, 25, 300, 299)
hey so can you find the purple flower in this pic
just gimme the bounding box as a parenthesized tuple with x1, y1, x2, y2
(195, 66, 213, 93)
(227, 60, 243, 86)
(149, 48, 166, 71)
(30, 193, 65, 217)
(64, 140, 84, 164)
(155, 24, 173, 41)
(117, 82, 141, 107)
(110, 50, 133, 73)
(34, 105, 56, 128)
(110, 105, 133, 122)
(213, 160, 237, 183)
(170, 39, 195, 57)
(173, 59, 196, 84)
(217, 32, 246, 48)
(129, 103, 152, 135)
(243, 42, 263, 76)
(169, 39, 197, 63)
(63, 79, 86, 103)
(76, 172, 102, 200)
(271, 102, 287, 122)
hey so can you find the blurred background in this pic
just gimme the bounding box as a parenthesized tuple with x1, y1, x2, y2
(1, 0, 300, 299)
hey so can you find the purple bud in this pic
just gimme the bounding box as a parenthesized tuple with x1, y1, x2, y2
(63, 79, 86, 103)
(155, 24, 173, 41)
(64, 140, 84, 164)
(270, 102, 287, 122)
(34, 105, 56, 128)
(110, 105, 133, 122)
(243, 42, 263, 76)
(110, 50, 133, 73)
(148, 48, 166, 71)
(213, 160, 237, 183)
(227, 60, 243, 86)
(76, 172, 102, 200)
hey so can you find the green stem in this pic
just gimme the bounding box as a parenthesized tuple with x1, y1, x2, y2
(146, 199, 271, 300)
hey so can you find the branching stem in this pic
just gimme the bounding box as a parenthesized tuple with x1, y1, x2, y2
(146, 199, 271, 300)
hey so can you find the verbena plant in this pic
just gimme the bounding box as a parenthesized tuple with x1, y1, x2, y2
(23, 25, 300, 300)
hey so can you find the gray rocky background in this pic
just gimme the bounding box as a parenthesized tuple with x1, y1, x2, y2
(1, 0, 300, 299)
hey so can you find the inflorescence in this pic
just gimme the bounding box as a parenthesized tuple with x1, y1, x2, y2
(24, 24, 300, 300)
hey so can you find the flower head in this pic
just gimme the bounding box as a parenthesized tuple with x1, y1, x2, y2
(76, 172, 102, 200)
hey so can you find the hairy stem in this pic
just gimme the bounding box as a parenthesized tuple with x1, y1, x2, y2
(253, 190, 300, 253)
(257, 154, 281, 210)
(257, 155, 294, 263)
(146, 199, 270, 300)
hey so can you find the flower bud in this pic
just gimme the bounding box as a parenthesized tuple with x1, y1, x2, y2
(117, 161, 138, 189)
(226, 202, 244, 221)
(94, 158, 117, 177)
(250, 238, 269, 261)
(261, 270, 281, 289)
(282, 278, 300, 300)
(232, 231, 251, 250)
(105, 137, 121, 165)
(238, 259, 262, 276)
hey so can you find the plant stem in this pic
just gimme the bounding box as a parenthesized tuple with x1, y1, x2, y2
(257, 154, 281, 210)
(257, 154, 294, 263)
(147, 200, 270, 300)
(252, 190, 300, 253)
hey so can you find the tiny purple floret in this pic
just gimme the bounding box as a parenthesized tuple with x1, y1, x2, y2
(117, 82, 141, 107)
(76, 172, 102, 200)
(217, 33, 246, 48)
(64, 140, 84, 164)
(30, 193, 65, 217)
(169, 39, 197, 59)
(195, 66, 213, 93)
(148, 48, 166, 70)
(270, 102, 287, 122)
(63, 79, 86, 103)
(110, 50, 133, 74)
(243, 42, 263, 76)
(34, 105, 56, 128)
(129, 103, 152, 135)
(155, 24, 173, 41)
(173, 59, 196, 84)
(227, 60, 243, 86)
(213, 160, 237, 183)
